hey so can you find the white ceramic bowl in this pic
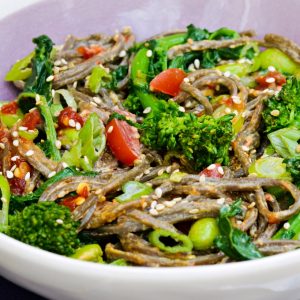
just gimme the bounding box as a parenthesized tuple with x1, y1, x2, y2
(1, 1, 300, 299)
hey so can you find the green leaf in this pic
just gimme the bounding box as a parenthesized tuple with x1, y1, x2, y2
(88, 66, 111, 94)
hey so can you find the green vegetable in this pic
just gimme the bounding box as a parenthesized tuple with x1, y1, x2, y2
(8, 202, 80, 255)
(62, 113, 106, 170)
(115, 181, 153, 203)
(0, 110, 23, 128)
(18, 128, 39, 140)
(252, 48, 300, 74)
(110, 259, 128, 266)
(53, 89, 77, 110)
(0, 176, 11, 233)
(273, 213, 300, 240)
(88, 66, 111, 93)
(70, 244, 103, 263)
(215, 62, 252, 77)
(268, 127, 300, 158)
(5, 51, 34, 81)
(186, 24, 210, 41)
(106, 65, 128, 90)
(284, 157, 300, 187)
(148, 229, 193, 254)
(248, 157, 291, 180)
(215, 200, 263, 260)
(262, 76, 300, 133)
(188, 218, 220, 250)
(59, 128, 79, 147)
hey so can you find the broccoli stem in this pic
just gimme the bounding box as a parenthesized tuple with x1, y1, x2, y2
(272, 213, 300, 240)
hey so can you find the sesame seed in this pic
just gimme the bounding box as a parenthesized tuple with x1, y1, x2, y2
(224, 71, 231, 77)
(107, 126, 114, 133)
(0, 143, 5, 149)
(166, 166, 172, 173)
(155, 188, 163, 198)
(265, 77, 275, 83)
(144, 169, 151, 175)
(270, 109, 280, 117)
(11, 156, 20, 161)
(119, 50, 127, 57)
(62, 162, 68, 169)
(54, 60, 62, 66)
(189, 208, 199, 214)
(56, 219, 64, 224)
(73, 81, 78, 88)
(188, 64, 196, 72)
(207, 164, 216, 170)
(194, 59, 200, 69)
(232, 96, 241, 104)
(150, 201, 157, 209)
(35, 94, 41, 105)
(248, 202, 256, 209)
(156, 203, 165, 211)
(164, 200, 176, 208)
(143, 107, 152, 114)
(268, 66, 276, 72)
(236, 220, 243, 225)
(75, 122, 81, 131)
(92, 96, 101, 104)
(6, 171, 13, 179)
(10, 165, 17, 172)
(185, 101, 192, 108)
(12, 131, 18, 138)
(217, 166, 224, 175)
(217, 198, 225, 205)
(225, 107, 231, 114)
(18, 126, 28, 131)
(187, 38, 193, 44)
(48, 171, 56, 178)
(69, 119, 76, 127)
(178, 106, 185, 112)
(24, 172, 31, 181)
(183, 77, 190, 83)
(25, 150, 34, 156)
(283, 222, 290, 230)
(157, 169, 165, 176)
(46, 75, 54, 82)
(242, 145, 250, 152)
(90, 101, 98, 107)
(61, 59, 68, 65)
(12, 140, 19, 147)
(55, 140, 62, 149)
(149, 208, 158, 216)
(199, 174, 206, 183)
(146, 50, 153, 57)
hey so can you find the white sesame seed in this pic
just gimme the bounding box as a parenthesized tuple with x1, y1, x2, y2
(10, 165, 17, 172)
(0, 143, 5, 149)
(143, 107, 152, 114)
(56, 219, 64, 224)
(11, 156, 20, 161)
(150, 201, 157, 209)
(224, 71, 231, 77)
(146, 49, 153, 57)
(119, 50, 127, 57)
(194, 59, 200, 69)
(90, 101, 98, 107)
(166, 166, 172, 173)
(92, 96, 101, 104)
(18, 126, 28, 131)
(199, 174, 206, 183)
(62, 162, 69, 168)
(24, 172, 31, 181)
(6, 171, 13, 179)
(232, 96, 241, 104)
(68, 119, 76, 127)
(248, 202, 256, 209)
(48, 171, 56, 178)
(25, 150, 34, 156)
(217, 166, 224, 175)
(225, 107, 231, 114)
(149, 208, 158, 216)
(35, 94, 41, 105)
(178, 106, 185, 112)
(156, 203, 165, 211)
(217, 198, 225, 205)
(173, 197, 182, 203)
(46, 75, 54, 82)
(157, 169, 165, 176)
(55, 140, 62, 149)
(144, 169, 151, 175)
(266, 77, 275, 83)
(236, 220, 243, 225)
(207, 164, 216, 170)
(61, 58, 68, 65)
(183, 77, 190, 83)
(155, 188, 163, 198)
(13, 140, 19, 147)
(73, 81, 78, 88)
(107, 126, 114, 134)
(189, 208, 199, 214)
(283, 222, 291, 230)
(241, 145, 250, 152)
(185, 101, 192, 108)
(268, 66, 276, 72)
(54, 60, 62, 66)
(270, 109, 280, 117)
(164, 200, 176, 208)
(12, 131, 18, 138)
(188, 64, 196, 72)
(75, 122, 81, 131)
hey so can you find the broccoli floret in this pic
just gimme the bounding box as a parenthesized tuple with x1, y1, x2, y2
(141, 101, 234, 171)
(8, 202, 80, 255)
(262, 76, 300, 133)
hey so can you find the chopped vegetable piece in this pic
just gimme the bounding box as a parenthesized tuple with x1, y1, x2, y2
(0, 176, 11, 233)
(70, 244, 103, 263)
(58, 107, 84, 129)
(88, 65, 111, 94)
(77, 45, 103, 59)
(199, 163, 224, 178)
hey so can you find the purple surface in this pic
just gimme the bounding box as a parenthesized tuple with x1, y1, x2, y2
(0, 0, 299, 100)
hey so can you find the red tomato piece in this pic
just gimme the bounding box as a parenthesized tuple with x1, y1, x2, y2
(255, 71, 286, 90)
(1, 101, 18, 114)
(77, 45, 103, 59)
(60, 196, 78, 212)
(199, 163, 224, 178)
(21, 109, 42, 130)
(106, 118, 141, 166)
(58, 107, 84, 129)
(150, 68, 187, 97)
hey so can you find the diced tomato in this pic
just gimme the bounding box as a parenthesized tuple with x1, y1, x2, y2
(221, 96, 245, 112)
(255, 71, 286, 90)
(199, 163, 224, 178)
(60, 195, 78, 211)
(9, 177, 26, 195)
(58, 107, 84, 129)
(106, 118, 141, 166)
(1, 101, 18, 114)
(150, 68, 187, 97)
(77, 45, 104, 59)
(22, 109, 42, 130)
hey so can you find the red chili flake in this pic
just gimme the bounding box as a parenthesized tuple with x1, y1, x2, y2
(21, 109, 43, 130)
(77, 45, 103, 59)
(60, 195, 78, 211)
(1, 101, 18, 114)
(255, 71, 286, 90)
(58, 107, 84, 129)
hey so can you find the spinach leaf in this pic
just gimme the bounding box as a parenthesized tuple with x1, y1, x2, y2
(186, 24, 210, 41)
